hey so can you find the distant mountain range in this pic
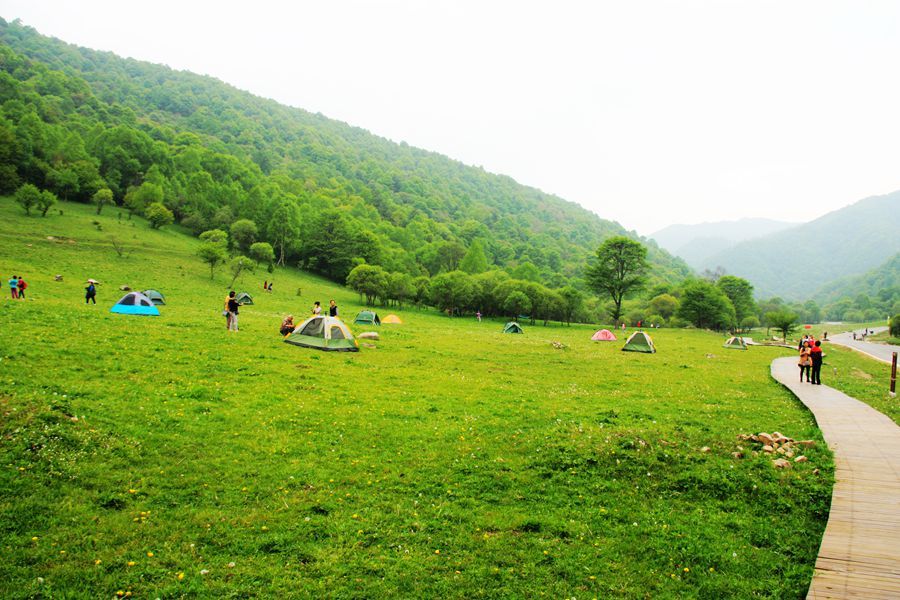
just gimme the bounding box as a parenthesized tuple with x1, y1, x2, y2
(700, 192, 900, 300)
(651, 218, 796, 268)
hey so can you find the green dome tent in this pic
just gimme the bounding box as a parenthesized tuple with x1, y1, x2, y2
(235, 292, 253, 305)
(141, 289, 166, 305)
(723, 336, 747, 350)
(622, 330, 655, 353)
(354, 310, 381, 326)
(503, 322, 524, 334)
(284, 315, 359, 352)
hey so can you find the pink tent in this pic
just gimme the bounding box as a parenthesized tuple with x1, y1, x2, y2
(591, 329, 617, 341)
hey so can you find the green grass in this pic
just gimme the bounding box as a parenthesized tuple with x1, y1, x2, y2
(0, 199, 835, 598)
(867, 329, 900, 346)
(818, 345, 899, 425)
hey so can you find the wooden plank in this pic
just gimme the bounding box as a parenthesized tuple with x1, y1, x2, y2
(771, 357, 900, 600)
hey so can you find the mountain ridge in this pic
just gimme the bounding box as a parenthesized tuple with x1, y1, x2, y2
(700, 192, 900, 300)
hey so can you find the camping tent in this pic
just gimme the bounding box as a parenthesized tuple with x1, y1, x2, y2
(723, 336, 747, 350)
(141, 289, 166, 305)
(591, 329, 617, 341)
(622, 330, 655, 353)
(235, 292, 253, 305)
(503, 322, 524, 334)
(110, 292, 160, 316)
(354, 310, 381, 326)
(284, 316, 359, 352)
(382, 314, 403, 324)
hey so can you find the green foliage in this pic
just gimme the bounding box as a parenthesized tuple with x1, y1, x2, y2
(197, 228, 228, 279)
(820, 253, 900, 322)
(230, 219, 258, 253)
(429, 270, 475, 315)
(585, 236, 649, 323)
(145, 202, 174, 229)
(558, 286, 584, 325)
(199, 228, 228, 245)
(37, 189, 57, 217)
(502, 290, 531, 317)
(649, 293, 679, 320)
(740, 315, 761, 331)
(227, 255, 255, 288)
(677, 279, 736, 331)
(249, 241, 275, 268)
(890, 314, 900, 337)
(716, 275, 755, 324)
(346, 263, 389, 305)
(766, 310, 799, 342)
(0, 19, 693, 291)
(92, 187, 113, 215)
(702, 192, 900, 299)
(459, 239, 489, 274)
(124, 181, 163, 217)
(14, 182, 41, 215)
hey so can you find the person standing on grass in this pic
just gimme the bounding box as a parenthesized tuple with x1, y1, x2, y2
(798, 340, 812, 383)
(329, 299, 338, 317)
(312, 301, 322, 316)
(85, 281, 97, 304)
(267, 282, 273, 293)
(17, 276, 27, 299)
(476, 311, 482, 322)
(810, 340, 824, 385)
(9, 275, 18, 299)
(226, 291, 240, 332)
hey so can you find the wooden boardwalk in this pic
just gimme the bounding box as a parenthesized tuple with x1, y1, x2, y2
(771, 357, 900, 599)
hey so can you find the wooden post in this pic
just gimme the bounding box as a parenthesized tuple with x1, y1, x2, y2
(891, 352, 897, 397)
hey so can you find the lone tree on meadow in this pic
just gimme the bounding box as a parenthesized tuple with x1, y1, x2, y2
(93, 188, 114, 215)
(37, 189, 58, 217)
(249, 242, 275, 269)
(14, 183, 41, 215)
(227, 255, 255, 288)
(145, 202, 174, 229)
(585, 236, 649, 323)
(197, 229, 229, 279)
(766, 310, 799, 342)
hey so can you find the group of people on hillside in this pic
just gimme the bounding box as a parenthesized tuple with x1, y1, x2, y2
(798, 334, 824, 385)
(7, 275, 28, 299)
(279, 300, 339, 336)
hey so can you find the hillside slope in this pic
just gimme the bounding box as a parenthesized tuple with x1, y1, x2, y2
(699, 191, 900, 299)
(652, 218, 796, 268)
(0, 18, 690, 288)
(818, 252, 900, 319)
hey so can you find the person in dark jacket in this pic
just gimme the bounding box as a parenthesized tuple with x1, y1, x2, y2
(226, 291, 240, 332)
(85, 281, 97, 304)
(329, 299, 338, 317)
(810, 340, 824, 385)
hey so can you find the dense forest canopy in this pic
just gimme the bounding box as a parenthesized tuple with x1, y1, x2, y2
(0, 18, 691, 295)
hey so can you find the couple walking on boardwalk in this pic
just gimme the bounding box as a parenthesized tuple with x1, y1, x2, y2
(798, 336, 824, 385)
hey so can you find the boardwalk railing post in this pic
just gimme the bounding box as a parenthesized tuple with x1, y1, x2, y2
(891, 352, 897, 397)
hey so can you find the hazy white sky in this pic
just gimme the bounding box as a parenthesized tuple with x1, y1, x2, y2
(4, 1, 900, 234)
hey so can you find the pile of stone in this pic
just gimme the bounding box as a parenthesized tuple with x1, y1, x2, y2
(734, 431, 817, 469)
(551, 341, 567, 350)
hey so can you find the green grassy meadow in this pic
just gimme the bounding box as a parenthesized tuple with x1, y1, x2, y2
(0, 200, 838, 598)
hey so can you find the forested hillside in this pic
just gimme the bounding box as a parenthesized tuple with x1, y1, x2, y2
(817, 253, 900, 321)
(0, 18, 689, 292)
(699, 191, 900, 300)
